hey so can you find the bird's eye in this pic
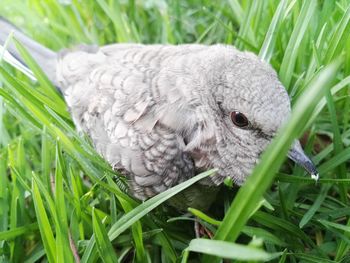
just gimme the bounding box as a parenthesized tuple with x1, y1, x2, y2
(230, 111, 249, 128)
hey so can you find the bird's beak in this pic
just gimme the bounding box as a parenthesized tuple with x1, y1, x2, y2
(287, 141, 319, 181)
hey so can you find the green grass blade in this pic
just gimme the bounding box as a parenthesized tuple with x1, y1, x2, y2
(291, 253, 335, 263)
(8, 141, 23, 262)
(278, 249, 288, 263)
(41, 126, 52, 190)
(108, 169, 215, 241)
(0, 97, 11, 146)
(188, 208, 221, 226)
(32, 179, 56, 263)
(277, 174, 350, 184)
(118, 199, 146, 262)
(235, 0, 258, 50)
(304, 23, 328, 82)
(324, 4, 350, 63)
(299, 185, 331, 228)
(253, 211, 314, 246)
(149, 219, 177, 262)
(308, 75, 350, 126)
(31, 171, 56, 220)
(186, 239, 281, 261)
(82, 169, 215, 261)
(24, 245, 46, 263)
(0, 88, 41, 128)
(242, 226, 286, 246)
(229, 0, 256, 49)
(0, 223, 38, 240)
(8, 167, 30, 195)
(318, 147, 350, 175)
(12, 38, 65, 108)
(259, 0, 287, 62)
(325, 90, 347, 202)
(96, 0, 134, 42)
(336, 220, 350, 261)
(92, 208, 119, 263)
(279, 0, 317, 88)
(54, 143, 74, 263)
(319, 219, 350, 233)
(0, 153, 9, 245)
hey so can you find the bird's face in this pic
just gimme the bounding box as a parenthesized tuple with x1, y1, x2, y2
(190, 49, 318, 185)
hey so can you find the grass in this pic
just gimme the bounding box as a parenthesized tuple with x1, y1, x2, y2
(0, 0, 350, 262)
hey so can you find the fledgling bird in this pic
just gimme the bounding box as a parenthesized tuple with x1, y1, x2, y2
(0, 18, 318, 209)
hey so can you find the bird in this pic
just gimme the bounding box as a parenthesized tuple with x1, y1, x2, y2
(0, 18, 318, 210)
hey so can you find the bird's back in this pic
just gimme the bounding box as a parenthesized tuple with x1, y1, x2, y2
(57, 44, 222, 199)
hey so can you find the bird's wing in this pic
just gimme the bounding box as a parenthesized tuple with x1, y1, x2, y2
(58, 45, 199, 199)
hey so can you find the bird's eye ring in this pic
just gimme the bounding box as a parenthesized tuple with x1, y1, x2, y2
(230, 111, 249, 128)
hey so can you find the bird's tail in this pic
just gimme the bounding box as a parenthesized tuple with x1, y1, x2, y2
(0, 17, 57, 83)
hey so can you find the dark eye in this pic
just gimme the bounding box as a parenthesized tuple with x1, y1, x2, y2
(230, 111, 249, 128)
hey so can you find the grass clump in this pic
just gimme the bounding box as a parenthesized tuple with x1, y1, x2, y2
(0, 0, 350, 262)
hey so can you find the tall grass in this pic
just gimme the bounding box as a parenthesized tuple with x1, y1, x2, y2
(0, 0, 350, 262)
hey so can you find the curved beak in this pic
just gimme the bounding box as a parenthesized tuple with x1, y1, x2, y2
(288, 141, 319, 181)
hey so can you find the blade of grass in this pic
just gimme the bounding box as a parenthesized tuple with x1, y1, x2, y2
(259, 0, 288, 62)
(81, 169, 215, 262)
(0, 88, 41, 128)
(108, 169, 215, 240)
(228, 0, 256, 48)
(277, 174, 350, 184)
(69, 167, 85, 241)
(304, 23, 328, 82)
(242, 226, 287, 247)
(299, 185, 331, 228)
(319, 219, 350, 233)
(291, 253, 335, 263)
(279, 0, 317, 88)
(12, 38, 64, 108)
(188, 208, 221, 226)
(32, 179, 56, 263)
(8, 142, 22, 262)
(0, 97, 11, 146)
(24, 245, 46, 263)
(253, 211, 314, 247)
(186, 239, 281, 261)
(55, 142, 74, 263)
(41, 126, 52, 190)
(308, 75, 350, 126)
(324, 4, 350, 63)
(325, 90, 347, 202)
(92, 208, 119, 263)
(0, 223, 38, 240)
(278, 249, 288, 263)
(96, 0, 134, 42)
(0, 38, 36, 80)
(0, 153, 9, 238)
(1, 67, 129, 193)
(235, 0, 258, 50)
(114, 190, 146, 262)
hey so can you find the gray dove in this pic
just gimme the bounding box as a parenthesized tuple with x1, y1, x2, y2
(0, 18, 318, 209)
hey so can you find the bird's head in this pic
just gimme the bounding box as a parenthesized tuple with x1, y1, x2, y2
(186, 45, 318, 185)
